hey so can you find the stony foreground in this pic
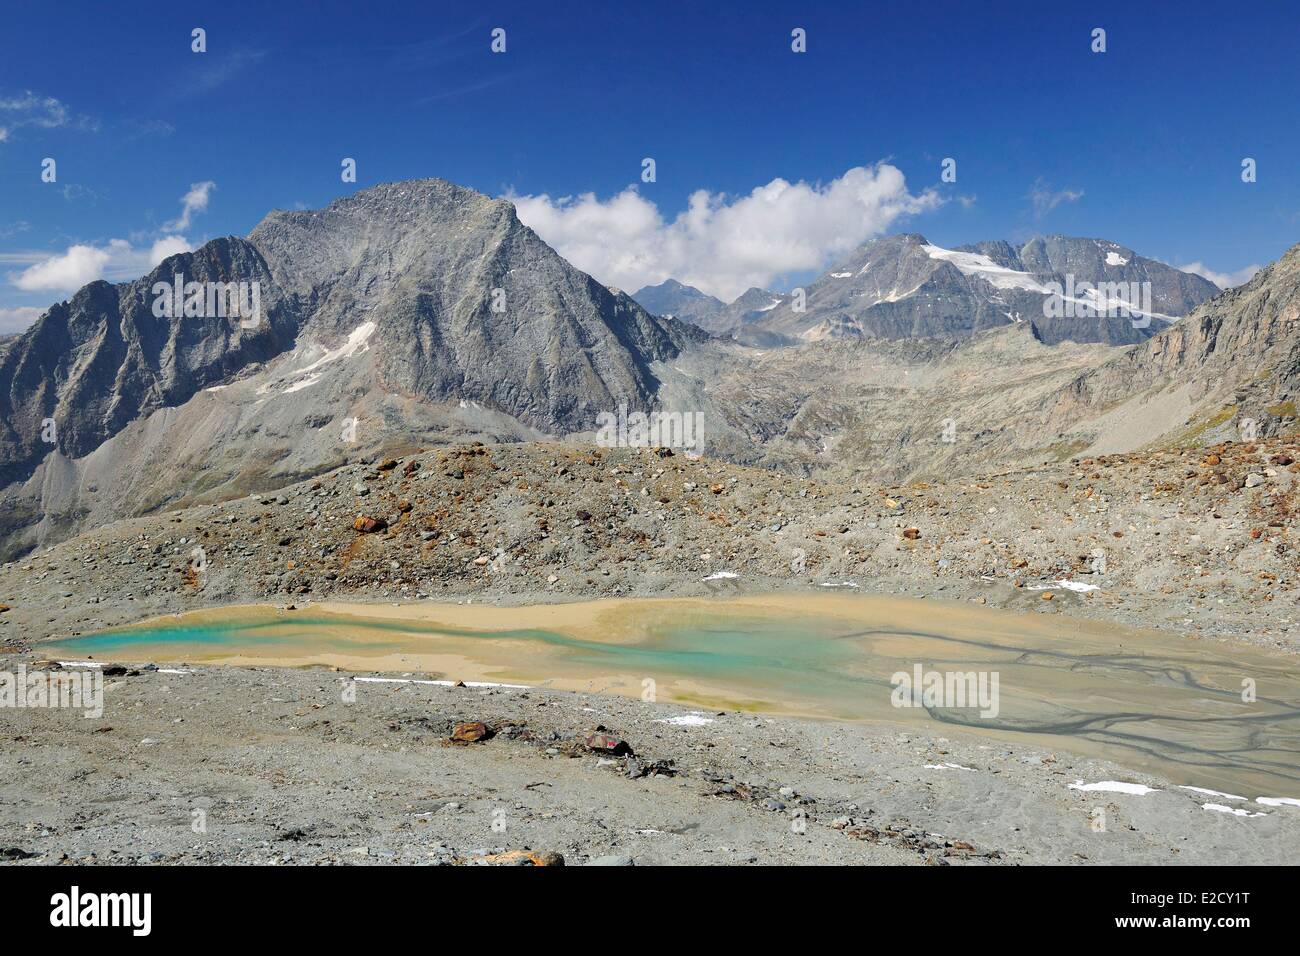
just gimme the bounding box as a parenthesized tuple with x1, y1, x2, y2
(0, 436, 1296, 652)
(2, 657, 1297, 865)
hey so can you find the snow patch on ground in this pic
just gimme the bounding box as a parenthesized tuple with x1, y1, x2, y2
(1202, 803, 1266, 817)
(298, 322, 377, 374)
(702, 571, 738, 581)
(281, 373, 323, 394)
(925, 762, 976, 772)
(1255, 796, 1300, 808)
(656, 713, 716, 726)
(351, 676, 528, 690)
(1069, 780, 1160, 795)
(58, 660, 192, 674)
(258, 321, 377, 396)
(1179, 786, 1246, 801)
(1026, 580, 1102, 593)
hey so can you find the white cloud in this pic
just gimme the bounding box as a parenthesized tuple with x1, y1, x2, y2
(1178, 261, 1261, 290)
(1027, 178, 1084, 220)
(6, 182, 208, 294)
(0, 306, 44, 334)
(11, 236, 193, 292)
(164, 181, 216, 232)
(509, 163, 942, 301)
(148, 235, 192, 264)
(0, 91, 96, 143)
(12, 243, 113, 291)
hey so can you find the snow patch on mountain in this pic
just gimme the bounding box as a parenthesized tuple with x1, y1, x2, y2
(921, 244, 1055, 294)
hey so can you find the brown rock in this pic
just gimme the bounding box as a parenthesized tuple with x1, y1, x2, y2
(469, 850, 564, 866)
(450, 721, 493, 744)
(352, 516, 388, 533)
(902, 528, 921, 540)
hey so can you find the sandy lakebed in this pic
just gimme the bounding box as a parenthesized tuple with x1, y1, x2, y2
(2, 591, 1298, 865)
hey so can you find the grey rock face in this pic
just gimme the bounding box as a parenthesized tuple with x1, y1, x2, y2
(0, 237, 287, 487)
(1046, 241, 1300, 439)
(742, 234, 1220, 347)
(0, 178, 693, 558)
(247, 180, 689, 432)
(712, 287, 791, 338)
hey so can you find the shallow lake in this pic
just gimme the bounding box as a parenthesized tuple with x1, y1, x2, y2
(45, 593, 1300, 799)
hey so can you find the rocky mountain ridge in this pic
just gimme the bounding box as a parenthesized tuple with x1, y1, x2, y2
(740, 233, 1219, 347)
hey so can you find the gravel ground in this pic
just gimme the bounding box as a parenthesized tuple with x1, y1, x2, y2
(3, 657, 1297, 866)
(0, 437, 1297, 865)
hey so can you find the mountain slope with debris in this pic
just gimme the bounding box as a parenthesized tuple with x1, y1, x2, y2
(2, 435, 1295, 652)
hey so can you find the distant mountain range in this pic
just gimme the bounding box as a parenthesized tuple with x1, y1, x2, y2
(0, 178, 1292, 560)
(634, 234, 1220, 347)
(631, 280, 790, 337)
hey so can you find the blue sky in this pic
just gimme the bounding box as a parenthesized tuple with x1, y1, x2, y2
(2, 0, 1297, 326)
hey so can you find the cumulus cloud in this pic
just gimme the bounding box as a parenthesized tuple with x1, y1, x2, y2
(0, 306, 44, 334)
(509, 163, 942, 301)
(1178, 261, 1261, 290)
(6, 182, 209, 294)
(12, 243, 112, 292)
(1027, 178, 1084, 220)
(11, 237, 191, 292)
(164, 181, 216, 232)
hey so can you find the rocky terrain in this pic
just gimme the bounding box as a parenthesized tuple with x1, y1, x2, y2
(0, 433, 1295, 652)
(3, 649, 1297, 866)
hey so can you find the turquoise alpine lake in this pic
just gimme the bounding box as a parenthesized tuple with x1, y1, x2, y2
(43, 594, 1300, 799)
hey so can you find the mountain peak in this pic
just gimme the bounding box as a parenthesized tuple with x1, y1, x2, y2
(631, 279, 725, 325)
(736, 232, 1223, 347)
